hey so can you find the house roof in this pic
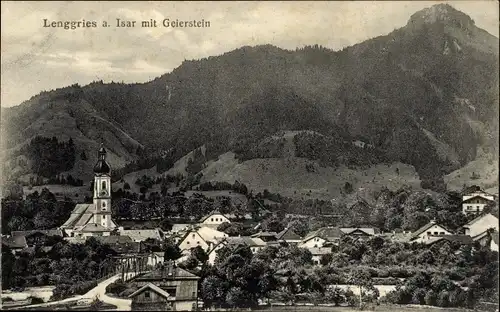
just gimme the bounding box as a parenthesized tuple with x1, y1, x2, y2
(199, 210, 230, 223)
(171, 224, 191, 233)
(462, 213, 498, 229)
(11, 229, 63, 237)
(128, 282, 172, 299)
(276, 228, 303, 241)
(136, 263, 200, 281)
(462, 191, 495, 202)
(251, 231, 278, 238)
(179, 226, 227, 248)
(425, 235, 474, 246)
(340, 228, 380, 235)
(410, 221, 451, 240)
(60, 204, 94, 228)
(225, 236, 267, 247)
(94, 235, 133, 245)
(108, 241, 142, 254)
(118, 229, 164, 241)
(303, 227, 343, 242)
(2, 236, 28, 249)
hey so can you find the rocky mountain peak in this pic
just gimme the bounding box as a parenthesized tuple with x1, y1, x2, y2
(407, 3, 475, 30)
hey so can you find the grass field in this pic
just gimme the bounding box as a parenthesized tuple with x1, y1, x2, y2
(252, 304, 491, 312)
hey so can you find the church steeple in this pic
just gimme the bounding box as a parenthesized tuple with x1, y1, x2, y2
(92, 144, 113, 228)
(93, 144, 111, 175)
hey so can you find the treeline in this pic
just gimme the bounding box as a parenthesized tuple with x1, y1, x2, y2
(1, 188, 75, 235)
(185, 235, 498, 309)
(14, 136, 76, 178)
(1, 237, 117, 299)
(294, 132, 385, 169)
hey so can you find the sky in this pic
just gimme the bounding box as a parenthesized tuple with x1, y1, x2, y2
(1, 1, 498, 108)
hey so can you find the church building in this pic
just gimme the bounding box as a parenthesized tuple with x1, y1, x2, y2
(60, 146, 117, 238)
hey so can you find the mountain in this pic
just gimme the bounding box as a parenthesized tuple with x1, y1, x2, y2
(1, 4, 498, 192)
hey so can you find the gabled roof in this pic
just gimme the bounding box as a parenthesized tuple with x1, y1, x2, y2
(462, 213, 498, 229)
(118, 228, 164, 241)
(225, 236, 267, 247)
(303, 227, 343, 242)
(11, 229, 63, 237)
(276, 228, 303, 241)
(137, 263, 200, 281)
(60, 204, 94, 228)
(199, 210, 230, 223)
(410, 221, 451, 240)
(462, 191, 495, 202)
(340, 228, 380, 235)
(128, 282, 172, 299)
(179, 226, 227, 247)
(2, 236, 28, 249)
(94, 235, 133, 245)
(251, 231, 278, 238)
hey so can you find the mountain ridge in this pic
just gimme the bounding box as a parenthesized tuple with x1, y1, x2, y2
(1, 4, 498, 193)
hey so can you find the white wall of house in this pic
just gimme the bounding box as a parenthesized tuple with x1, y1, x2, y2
(299, 236, 327, 248)
(491, 240, 499, 252)
(464, 214, 499, 237)
(462, 195, 494, 214)
(201, 214, 231, 226)
(179, 231, 210, 252)
(413, 225, 451, 243)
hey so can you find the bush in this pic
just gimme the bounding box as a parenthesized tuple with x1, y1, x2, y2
(105, 279, 127, 296)
(51, 280, 98, 300)
(28, 296, 44, 304)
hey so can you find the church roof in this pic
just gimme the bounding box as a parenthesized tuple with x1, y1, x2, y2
(77, 223, 112, 232)
(60, 204, 94, 228)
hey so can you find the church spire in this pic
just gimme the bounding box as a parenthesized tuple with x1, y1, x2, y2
(93, 144, 111, 174)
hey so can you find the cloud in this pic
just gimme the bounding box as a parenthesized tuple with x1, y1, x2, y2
(1, 1, 498, 107)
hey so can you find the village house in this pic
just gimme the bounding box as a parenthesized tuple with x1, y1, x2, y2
(129, 261, 200, 311)
(207, 236, 267, 265)
(300, 227, 344, 248)
(251, 231, 279, 243)
(461, 213, 499, 237)
(118, 228, 165, 242)
(307, 247, 332, 265)
(177, 226, 228, 253)
(1, 235, 28, 254)
(472, 230, 499, 251)
(275, 227, 303, 244)
(462, 190, 495, 215)
(340, 227, 380, 239)
(198, 210, 231, 227)
(409, 220, 453, 244)
(59, 146, 117, 238)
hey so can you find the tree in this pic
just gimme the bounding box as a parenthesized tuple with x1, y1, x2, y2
(123, 183, 131, 190)
(344, 182, 354, 194)
(80, 151, 88, 161)
(164, 241, 182, 261)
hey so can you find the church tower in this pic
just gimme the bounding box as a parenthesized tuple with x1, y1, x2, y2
(92, 145, 113, 228)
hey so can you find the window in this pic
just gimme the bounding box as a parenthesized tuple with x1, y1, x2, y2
(197, 241, 200, 244)
(192, 234, 195, 238)
(439, 232, 444, 235)
(144, 291, 150, 298)
(102, 181, 106, 189)
(187, 241, 190, 245)
(102, 202, 106, 207)
(103, 215, 106, 219)
(211, 218, 213, 222)
(427, 231, 431, 235)
(433, 232, 438, 235)
(192, 291, 196, 298)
